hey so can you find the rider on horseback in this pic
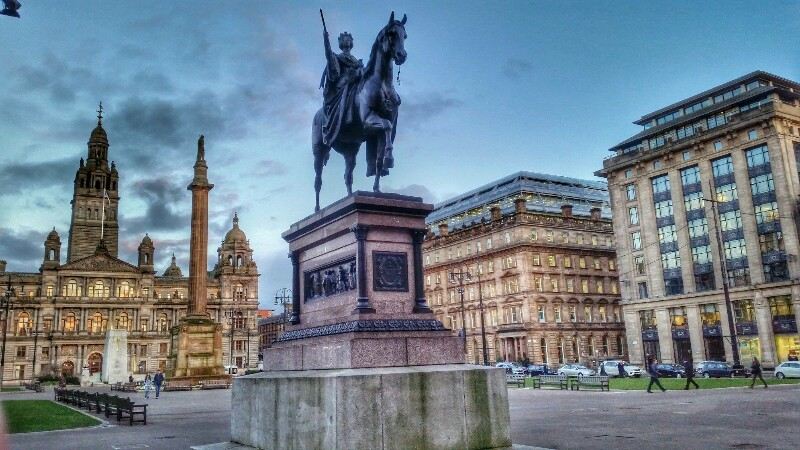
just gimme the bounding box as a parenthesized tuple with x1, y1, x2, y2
(320, 29, 364, 146)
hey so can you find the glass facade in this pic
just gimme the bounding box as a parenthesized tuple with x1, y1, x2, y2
(711, 155, 750, 287)
(681, 165, 713, 292)
(745, 145, 788, 282)
(652, 174, 683, 295)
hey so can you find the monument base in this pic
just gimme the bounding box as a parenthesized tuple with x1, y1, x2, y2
(101, 328, 129, 384)
(168, 315, 226, 380)
(230, 364, 511, 450)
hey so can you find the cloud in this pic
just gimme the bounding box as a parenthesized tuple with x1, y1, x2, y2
(121, 178, 189, 237)
(400, 92, 462, 130)
(252, 159, 288, 177)
(384, 183, 440, 204)
(0, 157, 77, 196)
(0, 228, 45, 271)
(502, 58, 533, 80)
(12, 52, 123, 105)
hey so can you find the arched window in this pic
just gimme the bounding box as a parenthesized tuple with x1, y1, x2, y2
(232, 311, 245, 329)
(63, 313, 76, 333)
(90, 312, 103, 334)
(16, 312, 31, 336)
(116, 312, 129, 330)
(48, 249, 55, 260)
(62, 279, 80, 297)
(88, 280, 109, 298)
(227, 255, 233, 266)
(602, 336, 610, 356)
(158, 314, 168, 333)
(236, 255, 243, 268)
(117, 281, 132, 298)
(94, 179, 101, 189)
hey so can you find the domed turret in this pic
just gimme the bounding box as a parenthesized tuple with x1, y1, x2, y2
(162, 254, 184, 278)
(223, 212, 247, 244)
(42, 227, 61, 270)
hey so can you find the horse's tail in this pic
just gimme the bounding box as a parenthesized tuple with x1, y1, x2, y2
(312, 108, 330, 166)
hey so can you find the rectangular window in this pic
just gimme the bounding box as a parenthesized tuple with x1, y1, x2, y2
(537, 305, 546, 323)
(682, 150, 693, 161)
(750, 173, 775, 195)
(530, 230, 538, 241)
(651, 175, 671, 194)
(658, 224, 677, 243)
(724, 239, 748, 260)
(584, 306, 592, 323)
(631, 232, 642, 250)
(715, 183, 738, 202)
(625, 184, 637, 201)
(566, 278, 574, 293)
(486, 238, 492, 249)
(563, 256, 572, 268)
(691, 245, 712, 264)
(534, 277, 543, 292)
(719, 210, 742, 231)
(16, 346, 26, 357)
(532, 254, 541, 266)
(746, 145, 770, 168)
(638, 282, 649, 299)
(661, 251, 681, 269)
(591, 235, 598, 246)
(653, 160, 663, 170)
(595, 280, 604, 293)
(577, 234, 584, 245)
(551, 278, 559, 292)
(568, 305, 577, 323)
(747, 129, 758, 141)
(754, 202, 779, 224)
(554, 307, 562, 323)
(581, 279, 589, 293)
(654, 200, 673, 218)
(487, 260, 494, 272)
(734, 299, 756, 323)
(593, 258, 601, 270)
(684, 192, 704, 211)
(579, 256, 587, 269)
(611, 282, 618, 294)
(670, 307, 687, 327)
(608, 259, 616, 270)
(680, 166, 701, 186)
(688, 217, 708, 238)
(634, 255, 645, 275)
(628, 207, 639, 225)
(546, 231, 553, 242)
(713, 140, 724, 151)
(547, 255, 557, 267)
(598, 306, 607, 322)
(625, 169, 633, 179)
(712, 156, 734, 177)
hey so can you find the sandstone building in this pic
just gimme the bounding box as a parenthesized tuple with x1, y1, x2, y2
(423, 172, 626, 366)
(597, 71, 800, 368)
(0, 114, 260, 383)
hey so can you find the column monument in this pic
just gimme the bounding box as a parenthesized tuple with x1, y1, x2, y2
(167, 135, 226, 381)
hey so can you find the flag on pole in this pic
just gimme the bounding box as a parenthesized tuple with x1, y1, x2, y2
(100, 189, 111, 241)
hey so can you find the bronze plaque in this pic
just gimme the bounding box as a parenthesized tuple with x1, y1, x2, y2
(373, 251, 408, 292)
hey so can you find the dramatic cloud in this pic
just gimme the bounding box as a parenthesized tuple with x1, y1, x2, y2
(0, 228, 46, 271)
(121, 178, 189, 237)
(502, 58, 533, 80)
(399, 92, 462, 130)
(384, 183, 440, 204)
(0, 157, 77, 196)
(252, 159, 288, 177)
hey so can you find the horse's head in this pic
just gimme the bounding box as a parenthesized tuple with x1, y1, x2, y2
(383, 11, 407, 65)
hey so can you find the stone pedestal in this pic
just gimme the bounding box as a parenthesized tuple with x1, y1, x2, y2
(263, 192, 463, 370)
(101, 329, 128, 384)
(167, 315, 226, 381)
(231, 365, 511, 450)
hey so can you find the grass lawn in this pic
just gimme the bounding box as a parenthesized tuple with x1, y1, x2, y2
(1, 387, 22, 392)
(1, 400, 100, 433)
(609, 376, 800, 390)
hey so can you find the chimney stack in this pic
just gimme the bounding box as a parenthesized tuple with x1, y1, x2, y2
(490, 206, 502, 221)
(0, 260, 6, 273)
(438, 223, 449, 237)
(590, 207, 602, 221)
(514, 198, 527, 214)
(561, 204, 573, 218)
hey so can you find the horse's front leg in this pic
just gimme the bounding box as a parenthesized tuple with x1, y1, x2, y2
(313, 146, 328, 212)
(343, 149, 356, 195)
(382, 126, 394, 169)
(373, 139, 383, 193)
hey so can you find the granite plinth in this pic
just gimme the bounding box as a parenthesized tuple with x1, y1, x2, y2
(230, 365, 511, 450)
(168, 315, 225, 379)
(101, 328, 128, 384)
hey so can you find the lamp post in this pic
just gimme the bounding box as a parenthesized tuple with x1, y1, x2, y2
(448, 268, 470, 354)
(226, 306, 242, 372)
(707, 186, 740, 367)
(1, 277, 16, 391)
(274, 288, 292, 325)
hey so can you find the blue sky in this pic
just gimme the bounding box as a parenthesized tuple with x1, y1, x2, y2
(0, 1, 797, 309)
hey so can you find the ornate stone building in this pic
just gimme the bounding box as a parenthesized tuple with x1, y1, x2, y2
(423, 172, 626, 367)
(0, 114, 260, 383)
(597, 71, 800, 368)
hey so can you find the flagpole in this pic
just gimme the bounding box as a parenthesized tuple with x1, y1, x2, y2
(100, 188, 106, 241)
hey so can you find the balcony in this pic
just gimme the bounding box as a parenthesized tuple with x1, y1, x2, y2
(772, 316, 797, 334)
(702, 324, 722, 337)
(736, 322, 758, 336)
(497, 323, 526, 333)
(641, 328, 659, 341)
(671, 327, 690, 340)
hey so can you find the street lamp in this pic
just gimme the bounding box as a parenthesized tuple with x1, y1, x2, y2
(707, 186, 740, 367)
(1, 277, 16, 391)
(226, 306, 242, 373)
(448, 268, 471, 354)
(274, 288, 292, 324)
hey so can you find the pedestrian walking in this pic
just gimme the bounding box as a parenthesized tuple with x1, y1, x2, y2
(617, 361, 626, 378)
(143, 373, 153, 399)
(684, 356, 699, 390)
(749, 357, 768, 389)
(646, 356, 666, 393)
(153, 369, 165, 398)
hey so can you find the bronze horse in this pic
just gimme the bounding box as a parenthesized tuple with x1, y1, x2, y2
(312, 12, 408, 211)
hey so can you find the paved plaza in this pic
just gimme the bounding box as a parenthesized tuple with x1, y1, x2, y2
(5, 383, 799, 449)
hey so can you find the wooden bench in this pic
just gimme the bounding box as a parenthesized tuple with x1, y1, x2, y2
(200, 379, 231, 389)
(571, 375, 610, 391)
(163, 380, 193, 391)
(115, 397, 147, 425)
(536, 375, 569, 390)
(120, 382, 139, 392)
(110, 382, 123, 391)
(505, 374, 526, 388)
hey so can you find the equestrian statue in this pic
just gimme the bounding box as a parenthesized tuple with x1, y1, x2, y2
(312, 10, 408, 211)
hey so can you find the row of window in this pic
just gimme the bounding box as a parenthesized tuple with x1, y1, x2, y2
(437, 303, 622, 329)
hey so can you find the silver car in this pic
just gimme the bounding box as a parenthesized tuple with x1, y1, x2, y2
(557, 364, 595, 377)
(775, 361, 800, 379)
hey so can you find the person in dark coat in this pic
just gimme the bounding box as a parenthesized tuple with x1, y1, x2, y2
(153, 370, 165, 398)
(749, 357, 768, 389)
(646, 356, 666, 393)
(684, 357, 699, 389)
(617, 361, 627, 378)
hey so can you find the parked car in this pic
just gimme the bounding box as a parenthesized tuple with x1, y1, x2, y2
(655, 363, 686, 378)
(495, 362, 513, 373)
(557, 364, 595, 377)
(510, 365, 526, 375)
(525, 364, 554, 376)
(695, 361, 733, 378)
(774, 361, 800, 379)
(600, 360, 643, 378)
(730, 364, 749, 377)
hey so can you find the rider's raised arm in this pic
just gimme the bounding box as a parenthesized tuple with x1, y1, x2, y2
(323, 31, 340, 81)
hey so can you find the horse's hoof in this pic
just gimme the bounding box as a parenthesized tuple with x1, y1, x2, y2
(315, 205, 320, 212)
(383, 155, 394, 168)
